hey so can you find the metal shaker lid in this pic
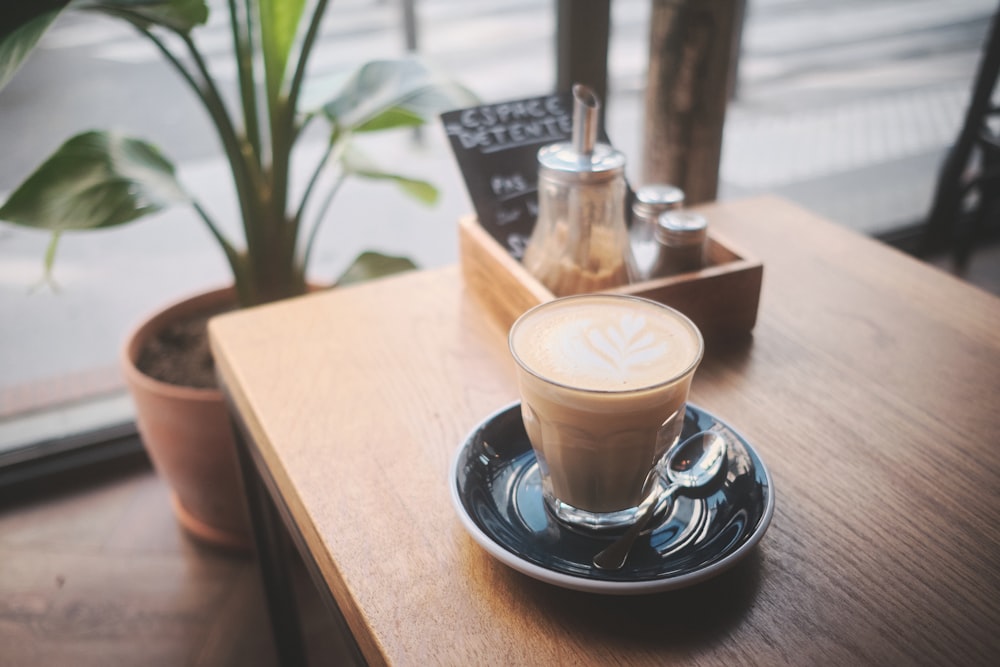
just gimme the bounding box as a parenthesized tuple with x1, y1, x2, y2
(655, 211, 708, 247)
(537, 84, 625, 183)
(633, 184, 685, 222)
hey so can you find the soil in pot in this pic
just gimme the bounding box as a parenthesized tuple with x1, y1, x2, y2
(136, 307, 232, 389)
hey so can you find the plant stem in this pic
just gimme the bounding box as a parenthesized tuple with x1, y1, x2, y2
(178, 30, 265, 208)
(270, 0, 331, 223)
(192, 200, 246, 291)
(107, 12, 262, 246)
(293, 140, 333, 228)
(42, 231, 62, 286)
(286, 0, 330, 145)
(228, 0, 262, 165)
(95, 11, 246, 181)
(301, 171, 346, 271)
(106, 11, 285, 304)
(295, 129, 350, 261)
(175, 30, 291, 304)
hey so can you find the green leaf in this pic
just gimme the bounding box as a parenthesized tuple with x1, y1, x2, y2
(336, 251, 417, 287)
(341, 145, 439, 205)
(379, 175, 438, 205)
(0, 2, 209, 93)
(0, 131, 190, 231)
(79, 0, 209, 33)
(354, 107, 425, 133)
(0, 9, 63, 91)
(321, 57, 478, 134)
(258, 0, 307, 104)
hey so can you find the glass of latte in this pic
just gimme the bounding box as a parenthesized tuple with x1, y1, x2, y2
(509, 294, 704, 531)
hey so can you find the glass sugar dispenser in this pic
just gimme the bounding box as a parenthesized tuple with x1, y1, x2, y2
(521, 85, 636, 296)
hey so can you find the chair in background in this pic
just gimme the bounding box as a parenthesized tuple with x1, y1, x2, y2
(921, 7, 1000, 271)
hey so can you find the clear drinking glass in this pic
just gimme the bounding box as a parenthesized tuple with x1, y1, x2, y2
(509, 294, 704, 531)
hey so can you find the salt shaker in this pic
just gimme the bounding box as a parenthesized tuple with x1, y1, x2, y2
(630, 184, 685, 280)
(521, 84, 636, 296)
(648, 210, 708, 278)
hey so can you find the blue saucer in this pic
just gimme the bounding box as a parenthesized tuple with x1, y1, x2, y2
(450, 402, 774, 595)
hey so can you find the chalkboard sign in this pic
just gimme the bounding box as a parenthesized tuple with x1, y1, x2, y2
(441, 93, 575, 259)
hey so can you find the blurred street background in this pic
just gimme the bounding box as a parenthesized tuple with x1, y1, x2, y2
(1, 0, 997, 435)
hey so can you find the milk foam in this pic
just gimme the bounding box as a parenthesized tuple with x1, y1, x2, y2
(511, 296, 700, 391)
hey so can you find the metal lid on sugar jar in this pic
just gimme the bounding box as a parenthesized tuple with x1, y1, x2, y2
(537, 84, 625, 184)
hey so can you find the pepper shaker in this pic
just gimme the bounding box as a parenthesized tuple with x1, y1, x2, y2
(648, 210, 708, 278)
(630, 184, 685, 280)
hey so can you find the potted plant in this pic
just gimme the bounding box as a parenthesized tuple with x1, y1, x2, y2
(0, 0, 475, 549)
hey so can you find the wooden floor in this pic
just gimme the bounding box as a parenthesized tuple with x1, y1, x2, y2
(0, 458, 357, 667)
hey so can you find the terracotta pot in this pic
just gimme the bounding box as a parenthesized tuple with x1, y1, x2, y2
(121, 287, 251, 552)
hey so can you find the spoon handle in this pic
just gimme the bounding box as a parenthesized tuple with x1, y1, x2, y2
(592, 484, 678, 571)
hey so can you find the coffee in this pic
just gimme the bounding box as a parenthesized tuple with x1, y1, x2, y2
(509, 294, 703, 527)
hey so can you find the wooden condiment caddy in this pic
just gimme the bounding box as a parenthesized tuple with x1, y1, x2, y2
(458, 213, 763, 337)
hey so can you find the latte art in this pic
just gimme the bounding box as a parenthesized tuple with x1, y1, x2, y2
(512, 295, 700, 391)
(566, 313, 669, 381)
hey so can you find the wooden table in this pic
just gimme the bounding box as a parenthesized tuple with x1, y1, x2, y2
(209, 196, 1000, 666)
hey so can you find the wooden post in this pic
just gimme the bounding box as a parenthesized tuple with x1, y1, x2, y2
(556, 0, 611, 127)
(643, 0, 745, 205)
(401, 0, 418, 53)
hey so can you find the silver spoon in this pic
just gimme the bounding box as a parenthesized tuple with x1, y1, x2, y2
(592, 430, 728, 571)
